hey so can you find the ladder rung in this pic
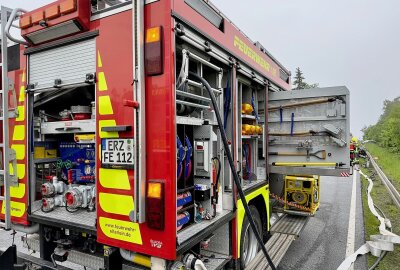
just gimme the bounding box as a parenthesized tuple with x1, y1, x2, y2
(0, 196, 4, 200)
(0, 170, 4, 175)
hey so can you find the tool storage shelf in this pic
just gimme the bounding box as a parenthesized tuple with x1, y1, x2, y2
(40, 119, 96, 134)
(242, 135, 261, 139)
(241, 114, 256, 120)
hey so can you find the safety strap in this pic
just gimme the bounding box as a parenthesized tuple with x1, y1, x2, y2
(184, 136, 192, 181)
(290, 112, 295, 136)
(223, 70, 231, 130)
(337, 170, 400, 270)
(242, 143, 251, 177)
(251, 89, 260, 123)
(177, 136, 184, 179)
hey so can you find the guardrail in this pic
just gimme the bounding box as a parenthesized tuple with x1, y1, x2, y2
(367, 151, 400, 208)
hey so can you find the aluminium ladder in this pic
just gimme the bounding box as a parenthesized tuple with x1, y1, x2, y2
(0, 6, 20, 230)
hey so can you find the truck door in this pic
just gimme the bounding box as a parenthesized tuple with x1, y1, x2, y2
(268, 86, 350, 177)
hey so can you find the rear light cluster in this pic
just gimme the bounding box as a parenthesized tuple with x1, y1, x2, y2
(146, 180, 165, 230)
(145, 26, 164, 76)
(19, 0, 77, 29)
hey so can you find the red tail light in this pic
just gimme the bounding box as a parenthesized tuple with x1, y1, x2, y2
(146, 180, 165, 230)
(145, 26, 164, 76)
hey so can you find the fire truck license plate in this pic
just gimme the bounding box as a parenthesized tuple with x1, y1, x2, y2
(101, 139, 134, 169)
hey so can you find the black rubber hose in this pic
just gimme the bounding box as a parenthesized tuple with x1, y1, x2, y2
(189, 72, 276, 270)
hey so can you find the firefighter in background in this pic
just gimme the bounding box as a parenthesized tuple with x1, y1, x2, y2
(350, 136, 359, 166)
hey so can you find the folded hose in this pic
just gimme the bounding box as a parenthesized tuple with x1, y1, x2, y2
(189, 72, 276, 270)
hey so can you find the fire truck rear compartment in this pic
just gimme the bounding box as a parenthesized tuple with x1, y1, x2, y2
(29, 84, 97, 233)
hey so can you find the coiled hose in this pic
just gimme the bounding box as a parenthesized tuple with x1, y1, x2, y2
(189, 72, 276, 270)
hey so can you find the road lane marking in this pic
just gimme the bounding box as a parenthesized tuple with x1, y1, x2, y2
(345, 171, 358, 270)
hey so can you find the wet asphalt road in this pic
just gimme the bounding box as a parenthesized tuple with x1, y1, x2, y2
(278, 172, 368, 270)
(0, 173, 367, 270)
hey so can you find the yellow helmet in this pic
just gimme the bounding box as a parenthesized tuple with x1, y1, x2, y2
(351, 137, 358, 143)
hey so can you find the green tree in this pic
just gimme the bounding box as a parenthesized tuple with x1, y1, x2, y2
(363, 97, 400, 153)
(293, 67, 305, 90)
(292, 67, 319, 90)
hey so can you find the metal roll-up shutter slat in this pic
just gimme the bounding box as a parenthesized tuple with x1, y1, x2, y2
(29, 38, 96, 88)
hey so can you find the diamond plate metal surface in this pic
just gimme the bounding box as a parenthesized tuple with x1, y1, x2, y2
(31, 200, 96, 229)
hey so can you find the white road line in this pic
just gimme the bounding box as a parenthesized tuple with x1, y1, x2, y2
(345, 171, 358, 270)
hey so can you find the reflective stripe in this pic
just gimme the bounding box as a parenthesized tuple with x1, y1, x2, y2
(11, 144, 25, 160)
(16, 106, 25, 122)
(9, 163, 26, 180)
(99, 168, 130, 190)
(97, 51, 103, 68)
(99, 120, 119, 138)
(10, 183, 25, 199)
(99, 217, 142, 245)
(99, 193, 134, 216)
(19, 86, 25, 102)
(13, 125, 25, 141)
(98, 72, 108, 91)
(1, 201, 25, 217)
(99, 95, 114, 115)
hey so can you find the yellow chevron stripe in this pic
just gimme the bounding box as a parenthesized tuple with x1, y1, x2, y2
(1, 201, 25, 217)
(13, 125, 25, 141)
(10, 183, 25, 199)
(16, 106, 25, 122)
(10, 163, 26, 180)
(99, 120, 119, 138)
(98, 72, 108, 91)
(99, 217, 142, 245)
(99, 168, 130, 190)
(11, 144, 25, 160)
(98, 51, 103, 68)
(19, 86, 25, 102)
(99, 95, 114, 115)
(99, 193, 134, 216)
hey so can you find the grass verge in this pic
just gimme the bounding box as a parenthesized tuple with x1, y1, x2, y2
(360, 158, 400, 269)
(365, 143, 400, 191)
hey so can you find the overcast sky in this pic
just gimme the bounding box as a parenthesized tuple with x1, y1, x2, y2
(3, 0, 399, 138)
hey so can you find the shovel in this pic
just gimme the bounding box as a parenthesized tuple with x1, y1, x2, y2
(269, 150, 327, 160)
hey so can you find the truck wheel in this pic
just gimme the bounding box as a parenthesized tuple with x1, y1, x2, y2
(240, 205, 262, 268)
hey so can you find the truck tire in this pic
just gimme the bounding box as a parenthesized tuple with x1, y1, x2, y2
(240, 205, 262, 269)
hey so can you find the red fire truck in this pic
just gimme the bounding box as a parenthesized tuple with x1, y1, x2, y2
(0, 1, 351, 269)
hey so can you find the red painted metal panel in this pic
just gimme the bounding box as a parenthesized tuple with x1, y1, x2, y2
(94, 0, 177, 259)
(172, 0, 291, 91)
(0, 46, 29, 225)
